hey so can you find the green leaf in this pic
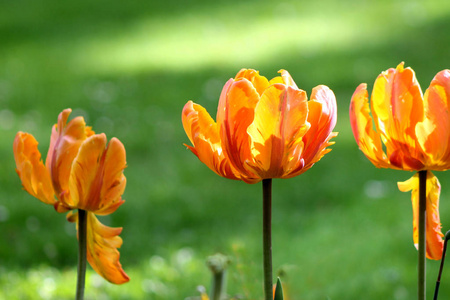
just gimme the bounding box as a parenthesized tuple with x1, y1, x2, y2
(274, 277, 284, 300)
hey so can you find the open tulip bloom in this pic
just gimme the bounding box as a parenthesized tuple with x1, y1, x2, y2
(350, 62, 450, 299)
(13, 109, 129, 299)
(182, 69, 337, 299)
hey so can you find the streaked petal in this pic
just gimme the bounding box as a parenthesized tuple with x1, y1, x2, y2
(221, 79, 260, 180)
(234, 69, 270, 96)
(247, 84, 309, 178)
(266, 69, 298, 88)
(398, 171, 444, 260)
(68, 134, 107, 210)
(97, 138, 127, 215)
(46, 109, 94, 198)
(278, 69, 299, 89)
(13, 132, 56, 205)
(216, 79, 234, 130)
(416, 70, 450, 169)
(68, 211, 129, 284)
(68, 135, 126, 214)
(301, 85, 338, 171)
(182, 101, 241, 180)
(371, 63, 425, 169)
(349, 84, 390, 168)
(87, 212, 129, 284)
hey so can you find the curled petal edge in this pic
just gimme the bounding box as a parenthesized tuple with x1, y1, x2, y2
(350, 83, 391, 169)
(67, 211, 130, 284)
(182, 101, 241, 181)
(300, 86, 338, 170)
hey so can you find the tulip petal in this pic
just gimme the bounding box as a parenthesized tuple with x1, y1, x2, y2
(68, 134, 106, 210)
(13, 132, 56, 205)
(350, 83, 390, 168)
(182, 101, 241, 180)
(247, 84, 309, 178)
(46, 109, 95, 198)
(300, 85, 338, 172)
(398, 171, 444, 260)
(416, 70, 450, 169)
(279, 69, 299, 89)
(371, 63, 425, 169)
(97, 138, 127, 215)
(221, 78, 260, 181)
(68, 211, 129, 284)
(266, 69, 298, 88)
(234, 69, 270, 96)
(216, 79, 233, 127)
(68, 134, 126, 214)
(87, 212, 129, 284)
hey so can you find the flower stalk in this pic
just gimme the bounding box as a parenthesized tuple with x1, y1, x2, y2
(262, 179, 273, 300)
(433, 230, 450, 300)
(206, 253, 230, 300)
(418, 170, 427, 300)
(76, 209, 87, 300)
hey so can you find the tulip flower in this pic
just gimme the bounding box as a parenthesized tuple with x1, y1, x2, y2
(182, 69, 337, 300)
(350, 62, 450, 299)
(182, 69, 337, 183)
(14, 109, 129, 298)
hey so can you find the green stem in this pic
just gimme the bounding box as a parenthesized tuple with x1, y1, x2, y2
(76, 209, 87, 300)
(418, 170, 427, 300)
(211, 272, 226, 300)
(207, 253, 229, 300)
(262, 179, 273, 300)
(433, 230, 450, 300)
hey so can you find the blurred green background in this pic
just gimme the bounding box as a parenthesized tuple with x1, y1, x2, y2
(1, 0, 450, 299)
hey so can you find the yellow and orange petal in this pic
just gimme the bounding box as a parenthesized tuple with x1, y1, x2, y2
(67, 134, 126, 214)
(234, 69, 270, 96)
(300, 85, 338, 172)
(247, 83, 309, 178)
(220, 78, 260, 180)
(350, 84, 390, 168)
(46, 109, 95, 198)
(416, 70, 450, 169)
(97, 137, 127, 215)
(182, 101, 241, 180)
(398, 171, 444, 260)
(68, 211, 129, 284)
(370, 63, 425, 170)
(13, 132, 56, 205)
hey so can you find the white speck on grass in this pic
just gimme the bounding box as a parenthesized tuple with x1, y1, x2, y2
(364, 180, 389, 199)
(0, 109, 15, 130)
(0, 205, 9, 222)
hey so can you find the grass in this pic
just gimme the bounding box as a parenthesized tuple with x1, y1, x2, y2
(1, 0, 450, 299)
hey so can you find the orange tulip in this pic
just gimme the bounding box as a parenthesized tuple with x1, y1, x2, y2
(349, 62, 448, 259)
(182, 69, 338, 184)
(14, 108, 129, 284)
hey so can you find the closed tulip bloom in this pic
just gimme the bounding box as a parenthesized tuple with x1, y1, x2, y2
(14, 109, 129, 284)
(182, 69, 338, 184)
(349, 62, 449, 259)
